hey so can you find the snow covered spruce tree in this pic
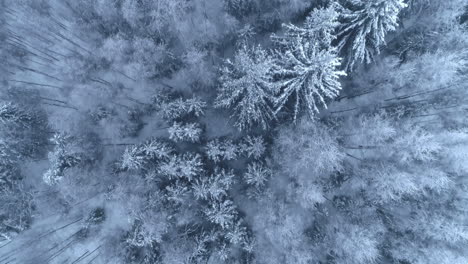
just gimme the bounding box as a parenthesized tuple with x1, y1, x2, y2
(273, 118, 345, 208)
(193, 168, 235, 201)
(0, 140, 33, 241)
(204, 199, 238, 229)
(158, 153, 204, 182)
(0, 101, 48, 158)
(239, 135, 266, 159)
(120, 138, 174, 171)
(243, 162, 271, 197)
(337, 0, 408, 70)
(0, 183, 34, 241)
(205, 138, 239, 163)
(43, 133, 84, 185)
(272, 6, 346, 121)
(215, 44, 276, 130)
(160, 97, 207, 121)
(277, 5, 340, 49)
(0, 102, 33, 126)
(168, 122, 203, 143)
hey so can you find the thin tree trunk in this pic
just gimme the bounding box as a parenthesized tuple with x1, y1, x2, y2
(44, 237, 76, 262)
(72, 193, 101, 207)
(337, 90, 375, 101)
(343, 145, 379, 150)
(42, 102, 79, 111)
(6, 42, 56, 64)
(103, 143, 136, 147)
(85, 253, 100, 264)
(36, 230, 79, 259)
(37, 218, 83, 240)
(7, 36, 61, 61)
(3, 257, 16, 264)
(110, 102, 132, 110)
(384, 81, 464, 102)
(346, 153, 363, 161)
(330, 107, 358, 114)
(39, 97, 68, 105)
(12, 64, 62, 81)
(0, 241, 12, 249)
(70, 250, 90, 264)
(124, 96, 150, 106)
(54, 31, 91, 54)
(72, 245, 101, 264)
(112, 68, 136, 82)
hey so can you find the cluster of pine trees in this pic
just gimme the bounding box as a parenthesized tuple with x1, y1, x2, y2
(0, 0, 468, 263)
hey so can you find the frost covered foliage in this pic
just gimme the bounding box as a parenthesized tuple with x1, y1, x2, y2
(274, 119, 345, 207)
(168, 122, 203, 143)
(240, 136, 266, 159)
(193, 168, 235, 201)
(0, 100, 42, 241)
(158, 153, 204, 181)
(0, 184, 34, 241)
(2, 0, 468, 263)
(43, 134, 84, 185)
(279, 5, 340, 50)
(337, 0, 408, 70)
(0, 101, 48, 158)
(159, 97, 207, 121)
(205, 135, 266, 163)
(243, 161, 271, 197)
(0, 139, 34, 241)
(273, 6, 346, 120)
(206, 138, 240, 163)
(215, 44, 275, 130)
(120, 138, 174, 171)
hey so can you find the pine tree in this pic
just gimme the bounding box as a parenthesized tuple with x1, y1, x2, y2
(272, 7, 346, 121)
(121, 145, 146, 171)
(240, 135, 266, 159)
(244, 162, 271, 189)
(205, 138, 239, 163)
(277, 5, 340, 49)
(343, 112, 397, 146)
(168, 122, 203, 143)
(225, 220, 248, 246)
(215, 44, 276, 130)
(150, 88, 174, 111)
(0, 184, 34, 241)
(0, 159, 19, 188)
(394, 126, 442, 164)
(362, 164, 425, 203)
(140, 138, 174, 160)
(274, 119, 344, 178)
(160, 97, 207, 121)
(121, 138, 174, 170)
(0, 101, 48, 158)
(337, 0, 408, 70)
(164, 181, 190, 206)
(204, 200, 238, 229)
(215, 242, 232, 261)
(333, 222, 381, 264)
(0, 102, 34, 127)
(410, 212, 468, 245)
(193, 168, 235, 201)
(43, 134, 83, 185)
(125, 220, 159, 247)
(158, 153, 204, 181)
(225, 0, 256, 18)
(273, 119, 344, 208)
